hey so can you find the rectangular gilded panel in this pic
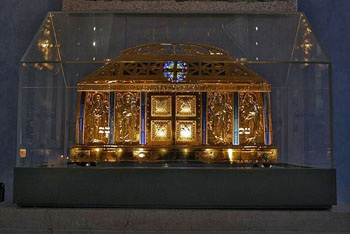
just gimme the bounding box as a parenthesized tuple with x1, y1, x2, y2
(83, 92, 110, 144)
(176, 95, 196, 117)
(151, 120, 172, 143)
(114, 92, 140, 144)
(151, 95, 172, 117)
(175, 120, 196, 142)
(207, 92, 234, 145)
(238, 92, 265, 145)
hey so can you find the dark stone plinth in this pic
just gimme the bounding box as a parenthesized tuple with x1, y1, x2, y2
(13, 166, 336, 208)
(0, 183, 4, 203)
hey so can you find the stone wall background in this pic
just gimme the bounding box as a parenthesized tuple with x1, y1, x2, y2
(62, 0, 296, 12)
(0, 0, 349, 205)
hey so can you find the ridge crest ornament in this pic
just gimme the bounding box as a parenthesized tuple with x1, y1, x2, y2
(70, 42, 277, 164)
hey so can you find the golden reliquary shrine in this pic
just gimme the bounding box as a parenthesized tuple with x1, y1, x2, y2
(70, 43, 277, 164)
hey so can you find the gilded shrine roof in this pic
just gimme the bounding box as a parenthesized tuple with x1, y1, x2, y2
(78, 43, 270, 92)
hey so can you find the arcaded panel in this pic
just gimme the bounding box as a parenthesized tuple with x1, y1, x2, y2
(239, 92, 265, 145)
(83, 92, 110, 144)
(115, 92, 140, 144)
(207, 92, 234, 145)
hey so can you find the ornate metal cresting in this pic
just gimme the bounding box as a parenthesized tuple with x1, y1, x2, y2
(71, 42, 277, 164)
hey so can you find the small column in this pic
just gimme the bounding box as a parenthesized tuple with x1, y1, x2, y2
(108, 92, 115, 144)
(202, 92, 207, 145)
(78, 91, 86, 144)
(263, 92, 272, 145)
(233, 92, 239, 145)
(140, 92, 146, 145)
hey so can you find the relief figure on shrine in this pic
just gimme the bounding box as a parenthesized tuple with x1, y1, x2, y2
(84, 92, 110, 144)
(239, 92, 264, 145)
(208, 92, 233, 144)
(115, 92, 140, 143)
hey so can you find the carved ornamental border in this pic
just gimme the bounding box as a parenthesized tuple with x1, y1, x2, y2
(78, 83, 271, 92)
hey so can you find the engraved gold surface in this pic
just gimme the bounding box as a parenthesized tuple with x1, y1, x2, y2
(83, 92, 110, 144)
(151, 120, 172, 143)
(176, 95, 196, 117)
(207, 92, 234, 145)
(151, 95, 172, 117)
(115, 92, 140, 144)
(175, 120, 196, 142)
(239, 92, 264, 145)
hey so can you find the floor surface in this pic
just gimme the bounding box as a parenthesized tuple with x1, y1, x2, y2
(0, 203, 349, 233)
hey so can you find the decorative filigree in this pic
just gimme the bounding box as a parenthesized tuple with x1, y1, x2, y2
(118, 62, 249, 78)
(239, 92, 264, 145)
(151, 120, 172, 143)
(207, 92, 234, 145)
(175, 120, 196, 142)
(176, 95, 196, 117)
(151, 95, 172, 117)
(115, 92, 140, 143)
(122, 62, 163, 76)
(98, 63, 121, 76)
(84, 92, 110, 144)
(187, 62, 227, 76)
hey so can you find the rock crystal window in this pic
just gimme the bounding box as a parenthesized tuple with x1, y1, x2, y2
(163, 61, 188, 82)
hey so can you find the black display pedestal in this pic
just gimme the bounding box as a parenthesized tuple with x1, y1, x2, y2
(0, 183, 4, 203)
(13, 165, 336, 208)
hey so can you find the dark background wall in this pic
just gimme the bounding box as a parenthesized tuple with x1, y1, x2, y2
(0, 0, 63, 204)
(298, 0, 350, 204)
(0, 0, 349, 204)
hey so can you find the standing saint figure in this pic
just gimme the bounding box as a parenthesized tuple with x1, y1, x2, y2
(240, 93, 262, 145)
(88, 92, 109, 144)
(117, 92, 139, 143)
(209, 93, 232, 143)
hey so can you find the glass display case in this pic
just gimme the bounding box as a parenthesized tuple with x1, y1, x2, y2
(15, 12, 335, 208)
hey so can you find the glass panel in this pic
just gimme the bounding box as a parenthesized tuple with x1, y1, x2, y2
(17, 12, 332, 169)
(21, 12, 330, 63)
(246, 62, 331, 168)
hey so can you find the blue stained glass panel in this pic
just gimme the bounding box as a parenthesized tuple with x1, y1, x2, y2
(163, 61, 188, 82)
(177, 61, 188, 69)
(163, 61, 175, 69)
(176, 72, 186, 82)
